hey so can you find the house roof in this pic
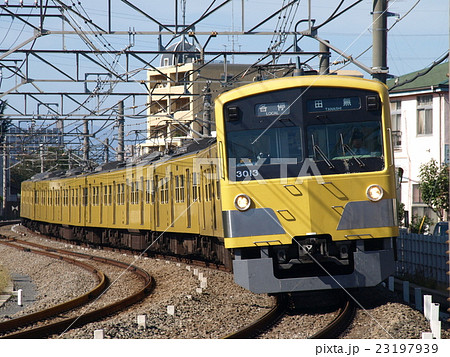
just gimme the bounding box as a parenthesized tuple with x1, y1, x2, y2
(387, 61, 449, 94)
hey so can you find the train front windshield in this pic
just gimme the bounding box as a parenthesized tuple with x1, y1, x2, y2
(224, 86, 385, 181)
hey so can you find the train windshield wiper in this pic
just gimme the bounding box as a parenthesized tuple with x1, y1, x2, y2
(311, 135, 334, 169)
(313, 145, 335, 169)
(339, 134, 365, 167)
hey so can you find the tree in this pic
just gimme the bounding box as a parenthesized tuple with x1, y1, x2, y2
(0, 100, 12, 144)
(418, 159, 449, 221)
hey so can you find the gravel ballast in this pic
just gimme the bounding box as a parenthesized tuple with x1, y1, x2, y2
(1, 224, 448, 339)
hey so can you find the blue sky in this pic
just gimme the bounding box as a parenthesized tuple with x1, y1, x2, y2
(1, 1, 447, 82)
(82, 0, 447, 77)
(0, 1, 447, 150)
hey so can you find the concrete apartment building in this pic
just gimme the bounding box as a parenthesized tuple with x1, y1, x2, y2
(387, 62, 449, 225)
(140, 40, 291, 154)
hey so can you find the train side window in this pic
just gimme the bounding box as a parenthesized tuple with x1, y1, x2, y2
(92, 187, 97, 206)
(116, 184, 121, 205)
(145, 180, 150, 204)
(174, 175, 185, 203)
(180, 175, 185, 202)
(83, 187, 88, 206)
(151, 179, 156, 204)
(192, 172, 200, 202)
(120, 183, 125, 205)
(131, 182, 135, 204)
(175, 176, 180, 203)
(108, 185, 112, 205)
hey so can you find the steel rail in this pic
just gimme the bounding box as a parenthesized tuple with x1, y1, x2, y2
(309, 299, 356, 339)
(222, 294, 288, 339)
(0, 237, 107, 334)
(0, 236, 155, 339)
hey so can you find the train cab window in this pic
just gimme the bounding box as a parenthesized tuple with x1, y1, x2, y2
(227, 126, 303, 167)
(306, 121, 384, 174)
(226, 126, 303, 181)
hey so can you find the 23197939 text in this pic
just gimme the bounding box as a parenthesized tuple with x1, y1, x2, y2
(314, 343, 439, 356)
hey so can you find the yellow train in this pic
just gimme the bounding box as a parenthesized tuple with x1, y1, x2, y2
(21, 75, 398, 294)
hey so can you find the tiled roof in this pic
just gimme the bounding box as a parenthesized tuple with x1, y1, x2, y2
(387, 62, 449, 93)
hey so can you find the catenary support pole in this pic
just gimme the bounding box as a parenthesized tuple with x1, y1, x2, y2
(117, 101, 125, 162)
(372, 0, 388, 83)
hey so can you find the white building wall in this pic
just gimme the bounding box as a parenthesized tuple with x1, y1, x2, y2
(391, 90, 448, 225)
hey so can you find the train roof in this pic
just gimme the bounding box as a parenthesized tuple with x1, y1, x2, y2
(27, 137, 216, 182)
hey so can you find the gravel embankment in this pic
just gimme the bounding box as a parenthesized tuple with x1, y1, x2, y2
(1, 224, 448, 339)
(0, 225, 274, 338)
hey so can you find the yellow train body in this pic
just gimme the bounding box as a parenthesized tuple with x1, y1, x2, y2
(22, 75, 398, 294)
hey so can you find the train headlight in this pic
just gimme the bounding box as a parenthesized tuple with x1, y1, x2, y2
(366, 184, 384, 202)
(234, 194, 252, 211)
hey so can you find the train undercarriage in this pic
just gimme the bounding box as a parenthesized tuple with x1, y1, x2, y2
(21, 218, 233, 270)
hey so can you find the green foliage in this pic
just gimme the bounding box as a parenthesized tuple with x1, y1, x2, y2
(397, 201, 405, 227)
(418, 159, 449, 220)
(409, 214, 434, 234)
(0, 100, 12, 145)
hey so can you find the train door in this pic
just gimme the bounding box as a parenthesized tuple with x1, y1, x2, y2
(154, 174, 159, 228)
(140, 176, 144, 226)
(211, 164, 217, 231)
(200, 166, 207, 230)
(125, 179, 130, 225)
(88, 184, 92, 224)
(186, 169, 191, 229)
(68, 186, 72, 222)
(59, 187, 63, 222)
(200, 165, 215, 234)
(112, 181, 116, 225)
(78, 186, 81, 224)
(170, 172, 174, 227)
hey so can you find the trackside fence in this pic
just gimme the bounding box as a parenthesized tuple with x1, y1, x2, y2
(395, 230, 449, 287)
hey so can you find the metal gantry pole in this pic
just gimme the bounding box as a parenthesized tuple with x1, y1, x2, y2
(372, 0, 388, 83)
(83, 119, 89, 166)
(202, 84, 211, 137)
(117, 101, 125, 162)
(319, 40, 330, 75)
(2, 144, 6, 217)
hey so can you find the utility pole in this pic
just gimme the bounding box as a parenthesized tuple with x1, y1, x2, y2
(202, 84, 211, 137)
(319, 40, 330, 75)
(40, 143, 44, 173)
(372, 0, 388, 83)
(117, 101, 125, 162)
(104, 137, 109, 163)
(2, 143, 7, 218)
(83, 119, 89, 167)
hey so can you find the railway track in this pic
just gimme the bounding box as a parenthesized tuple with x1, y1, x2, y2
(223, 294, 356, 339)
(0, 235, 155, 338)
(2, 223, 356, 339)
(309, 299, 356, 339)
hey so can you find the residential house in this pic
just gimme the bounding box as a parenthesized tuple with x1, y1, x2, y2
(387, 62, 449, 226)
